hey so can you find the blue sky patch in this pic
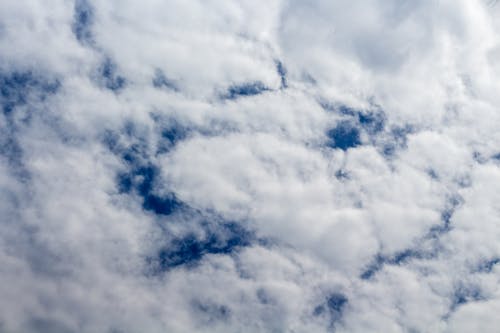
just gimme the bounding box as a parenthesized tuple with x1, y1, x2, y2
(0, 135, 28, 181)
(474, 258, 500, 273)
(382, 125, 413, 157)
(152, 69, 178, 91)
(429, 195, 463, 236)
(360, 255, 384, 280)
(103, 127, 184, 216)
(357, 109, 385, 134)
(326, 121, 361, 151)
(0, 69, 59, 181)
(321, 103, 387, 151)
(156, 122, 188, 154)
(72, 0, 94, 45)
(275, 60, 287, 89)
(451, 284, 483, 311)
(150, 222, 254, 272)
(314, 293, 348, 328)
(0, 70, 60, 115)
(360, 249, 426, 280)
(117, 164, 184, 216)
(98, 58, 126, 92)
(222, 81, 269, 100)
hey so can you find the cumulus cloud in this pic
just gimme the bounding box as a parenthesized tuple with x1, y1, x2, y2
(1, 0, 500, 332)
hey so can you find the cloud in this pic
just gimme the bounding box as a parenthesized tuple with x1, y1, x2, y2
(1, 0, 500, 331)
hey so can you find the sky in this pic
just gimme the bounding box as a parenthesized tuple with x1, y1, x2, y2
(1, 0, 500, 332)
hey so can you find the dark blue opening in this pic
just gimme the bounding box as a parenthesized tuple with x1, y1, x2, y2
(320, 102, 385, 133)
(157, 123, 187, 154)
(451, 285, 482, 310)
(390, 249, 421, 264)
(276, 60, 287, 89)
(382, 125, 413, 157)
(0, 136, 26, 178)
(358, 110, 385, 134)
(152, 69, 178, 91)
(0, 70, 59, 182)
(360, 254, 384, 280)
(337, 105, 357, 116)
(73, 0, 94, 45)
(475, 258, 500, 273)
(223, 82, 269, 100)
(360, 250, 425, 280)
(0, 70, 60, 115)
(117, 164, 183, 216)
(429, 195, 462, 236)
(99, 58, 126, 92)
(313, 293, 348, 327)
(103, 128, 182, 215)
(335, 169, 350, 180)
(327, 121, 361, 151)
(491, 153, 500, 161)
(151, 222, 253, 272)
(326, 294, 348, 313)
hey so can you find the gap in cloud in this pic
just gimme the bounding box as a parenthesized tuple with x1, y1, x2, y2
(474, 258, 500, 273)
(455, 174, 472, 188)
(381, 124, 413, 157)
(359, 254, 384, 280)
(360, 249, 428, 280)
(362, 193, 464, 280)
(149, 221, 254, 273)
(0, 135, 29, 181)
(472, 151, 486, 164)
(154, 119, 189, 155)
(221, 81, 270, 100)
(104, 121, 257, 276)
(326, 121, 361, 151)
(426, 168, 439, 180)
(152, 69, 178, 92)
(313, 292, 348, 328)
(117, 164, 184, 216)
(72, 0, 94, 45)
(1, 70, 60, 115)
(334, 168, 350, 181)
(357, 109, 385, 135)
(97, 57, 126, 93)
(275, 60, 287, 89)
(491, 152, 500, 161)
(450, 284, 484, 312)
(0, 69, 60, 180)
(428, 194, 463, 237)
(102, 125, 184, 216)
(320, 102, 387, 151)
(362, 193, 465, 280)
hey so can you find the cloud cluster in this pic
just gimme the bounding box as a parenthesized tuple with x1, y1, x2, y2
(2, 0, 500, 331)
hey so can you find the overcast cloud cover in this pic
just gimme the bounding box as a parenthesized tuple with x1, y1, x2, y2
(2, 0, 500, 332)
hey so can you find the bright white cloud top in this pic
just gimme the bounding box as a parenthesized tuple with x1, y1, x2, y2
(1, 0, 500, 332)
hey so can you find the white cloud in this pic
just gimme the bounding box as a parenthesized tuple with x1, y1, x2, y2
(1, 0, 500, 331)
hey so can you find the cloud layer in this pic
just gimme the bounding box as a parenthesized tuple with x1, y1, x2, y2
(2, 0, 500, 332)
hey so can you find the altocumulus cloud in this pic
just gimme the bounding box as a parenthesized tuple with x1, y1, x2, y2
(2, 0, 500, 332)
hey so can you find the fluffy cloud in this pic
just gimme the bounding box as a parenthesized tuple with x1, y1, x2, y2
(1, 0, 500, 332)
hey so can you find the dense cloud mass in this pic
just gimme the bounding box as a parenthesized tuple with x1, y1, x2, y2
(2, 0, 500, 332)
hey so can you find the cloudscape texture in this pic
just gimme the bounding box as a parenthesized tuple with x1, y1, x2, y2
(2, 0, 500, 332)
